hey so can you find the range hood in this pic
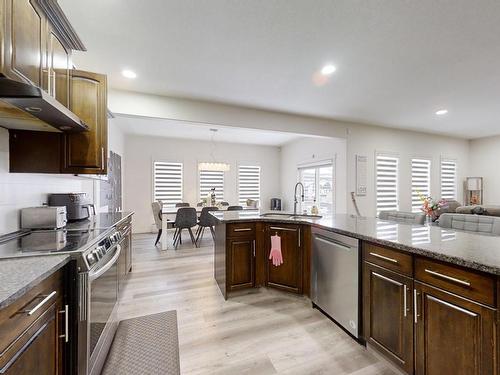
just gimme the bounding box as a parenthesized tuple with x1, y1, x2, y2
(0, 77, 89, 133)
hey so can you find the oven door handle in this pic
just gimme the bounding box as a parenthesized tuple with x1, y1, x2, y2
(89, 245, 121, 282)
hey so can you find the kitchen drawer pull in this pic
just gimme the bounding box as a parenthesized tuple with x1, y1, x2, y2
(270, 226, 297, 232)
(21, 291, 57, 316)
(233, 228, 252, 232)
(413, 289, 419, 324)
(403, 285, 408, 318)
(369, 252, 398, 264)
(424, 269, 471, 287)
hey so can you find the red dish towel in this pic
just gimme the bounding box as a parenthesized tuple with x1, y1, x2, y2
(269, 234, 283, 266)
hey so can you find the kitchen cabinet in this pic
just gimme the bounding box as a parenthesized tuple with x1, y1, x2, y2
(62, 70, 107, 174)
(264, 223, 303, 294)
(414, 281, 496, 375)
(1, 0, 45, 87)
(363, 262, 413, 374)
(0, 267, 68, 375)
(47, 28, 71, 106)
(117, 218, 133, 293)
(227, 238, 255, 291)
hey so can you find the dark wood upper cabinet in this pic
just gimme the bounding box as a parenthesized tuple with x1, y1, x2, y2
(1, 0, 44, 87)
(414, 281, 496, 375)
(62, 70, 107, 174)
(265, 224, 303, 294)
(363, 262, 414, 374)
(48, 29, 71, 106)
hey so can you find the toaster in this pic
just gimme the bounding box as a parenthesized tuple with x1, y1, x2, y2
(21, 206, 67, 229)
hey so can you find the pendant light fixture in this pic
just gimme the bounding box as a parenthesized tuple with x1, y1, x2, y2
(198, 129, 231, 171)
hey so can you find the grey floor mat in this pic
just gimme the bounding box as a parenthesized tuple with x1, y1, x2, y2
(101, 311, 180, 375)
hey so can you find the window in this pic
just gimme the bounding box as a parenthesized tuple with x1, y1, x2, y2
(441, 159, 457, 200)
(298, 162, 334, 215)
(238, 165, 261, 206)
(376, 154, 399, 215)
(411, 158, 431, 212)
(199, 170, 224, 201)
(153, 162, 183, 207)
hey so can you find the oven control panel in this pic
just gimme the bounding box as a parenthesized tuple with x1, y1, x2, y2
(84, 229, 123, 269)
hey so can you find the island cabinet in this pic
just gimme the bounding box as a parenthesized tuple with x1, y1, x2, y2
(362, 242, 498, 375)
(0, 267, 68, 375)
(264, 223, 304, 294)
(226, 222, 256, 291)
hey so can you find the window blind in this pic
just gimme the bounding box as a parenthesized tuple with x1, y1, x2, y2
(411, 158, 431, 212)
(199, 170, 224, 200)
(441, 159, 457, 200)
(238, 165, 261, 205)
(376, 155, 399, 214)
(153, 162, 183, 207)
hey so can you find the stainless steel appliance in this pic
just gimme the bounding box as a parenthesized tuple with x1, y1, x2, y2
(311, 227, 360, 338)
(21, 206, 67, 229)
(49, 193, 96, 221)
(270, 198, 282, 211)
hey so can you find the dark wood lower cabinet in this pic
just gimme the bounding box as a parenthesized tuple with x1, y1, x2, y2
(415, 281, 496, 375)
(363, 262, 414, 374)
(227, 238, 255, 291)
(265, 224, 303, 294)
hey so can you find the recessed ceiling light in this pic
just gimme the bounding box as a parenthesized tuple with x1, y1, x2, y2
(435, 109, 448, 116)
(320, 64, 337, 75)
(122, 69, 137, 79)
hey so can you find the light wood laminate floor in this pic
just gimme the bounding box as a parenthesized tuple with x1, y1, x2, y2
(118, 232, 398, 375)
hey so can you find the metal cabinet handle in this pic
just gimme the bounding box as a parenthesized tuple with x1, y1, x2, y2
(20, 291, 57, 316)
(253, 240, 256, 257)
(270, 226, 297, 232)
(424, 269, 471, 287)
(413, 289, 419, 324)
(403, 285, 408, 317)
(101, 147, 105, 170)
(233, 228, 252, 232)
(59, 304, 69, 343)
(298, 228, 301, 247)
(369, 252, 398, 264)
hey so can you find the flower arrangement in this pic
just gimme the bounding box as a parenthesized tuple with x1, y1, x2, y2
(418, 191, 448, 220)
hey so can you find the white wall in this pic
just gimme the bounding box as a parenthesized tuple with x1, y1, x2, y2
(0, 127, 94, 235)
(124, 134, 281, 233)
(347, 126, 470, 217)
(469, 136, 500, 205)
(280, 137, 347, 214)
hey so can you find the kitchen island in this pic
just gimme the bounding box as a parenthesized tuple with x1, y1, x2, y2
(212, 211, 500, 375)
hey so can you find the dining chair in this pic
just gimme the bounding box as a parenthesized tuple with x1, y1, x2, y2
(220, 201, 229, 207)
(175, 202, 190, 208)
(196, 202, 204, 207)
(151, 202, 164, 245)
(173, 207, 198, 249)
(227, 205, 243, 211)
(195, 207, 219, 245)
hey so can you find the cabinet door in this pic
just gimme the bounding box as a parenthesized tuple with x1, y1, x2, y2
(1, 0, 44, 86)
(62, 70, 107, 174)
(415, 282, 496, 375)
(363, 263, 413, 374)
(227, 238, 255, 291)
(265, 225, 303, 294)
(48, 30, 71, 106)
(4, 304, 57, 375)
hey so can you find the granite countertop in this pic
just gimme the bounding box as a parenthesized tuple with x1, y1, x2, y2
(0, 255, 70, 309)
(212, 211, 500, 276)
(66, 211, 134, 231)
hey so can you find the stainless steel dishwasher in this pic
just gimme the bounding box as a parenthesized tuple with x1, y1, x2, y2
(311, 227, 360, 338)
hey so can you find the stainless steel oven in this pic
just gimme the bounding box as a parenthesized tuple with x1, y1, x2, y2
(78, 235, 122, 375)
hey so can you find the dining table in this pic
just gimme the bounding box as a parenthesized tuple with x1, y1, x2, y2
(160, 206, 258, 250)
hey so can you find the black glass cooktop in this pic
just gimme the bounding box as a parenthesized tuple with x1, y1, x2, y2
(0, 228, 111, 258)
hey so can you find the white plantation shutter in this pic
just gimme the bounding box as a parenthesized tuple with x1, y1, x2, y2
(199, 170, 224, 200)
(238, 165, 261, 205)
(411, 158, 431, 212)
(441, 159, 457, 200)
(376, 155, 399, 214)
(153, 162, 183, 207)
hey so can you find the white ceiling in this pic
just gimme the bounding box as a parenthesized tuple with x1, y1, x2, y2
(60, 0, 500, 139)
(113, 115, 305, 146)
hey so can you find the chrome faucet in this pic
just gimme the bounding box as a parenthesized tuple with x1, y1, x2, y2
(294, 182, 305, 215)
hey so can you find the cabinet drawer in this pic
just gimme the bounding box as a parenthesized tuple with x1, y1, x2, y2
(227, 223, 256, 238)
(0, 269, 63, 369)
(415, 257, 496, 307)
(363, 243, 413, 277)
